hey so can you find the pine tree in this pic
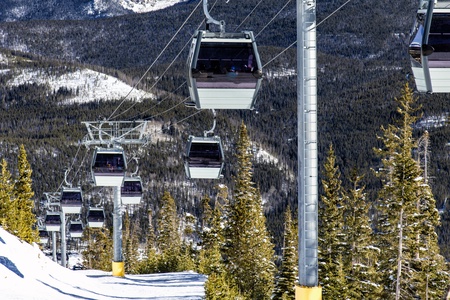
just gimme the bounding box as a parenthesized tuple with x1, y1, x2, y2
(12, 145, 38, 244)
(204, 272, 244, 300)
(374, 84, 449, 299)
(0, 159, 14, 229)
(82, 227, 113, 271)
(318, 144, 347, 298)
(198, 196, 225, 276)
(122, 211, 140, 274)
(344, 170, 382, 299)
(273, 206, 298, 300)
(138, 209, 159, 274)
(156, 190, 181, 272)
(223, 122, 276, 299)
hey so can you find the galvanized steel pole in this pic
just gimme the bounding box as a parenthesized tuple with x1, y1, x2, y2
(296, 0, 322, 298)
(112, 185, 124, 276)
(52, 231, 57, 262)
(61, 211, 67, 268)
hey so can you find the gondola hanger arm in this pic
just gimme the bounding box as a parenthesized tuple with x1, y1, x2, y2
(64, 169, 72, 188)
(204, 109, 217, 137)
(203, 0, 226, 33)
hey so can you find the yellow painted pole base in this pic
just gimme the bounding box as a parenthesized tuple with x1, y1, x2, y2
(112, 261, 125, 277)
(295, 285, 322, 300)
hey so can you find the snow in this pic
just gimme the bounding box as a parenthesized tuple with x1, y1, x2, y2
(119, 0, 189, 13)
(7, 68, 152, 104)
(0, 227, 206, 299)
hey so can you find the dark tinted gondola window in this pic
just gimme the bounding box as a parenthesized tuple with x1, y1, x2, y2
(46, 215, 61, 224)
(189, 143, 221, 160)
(121, 181, 142, 193)
(39, 230, 49, 237)
(196, 42, 256, 73)
(88, 210, 104, 221)
(70, 224, 83, 231)
(429, 14, 450, 52)
(61, 192, 82, 202)
(93, 153, 125, 172)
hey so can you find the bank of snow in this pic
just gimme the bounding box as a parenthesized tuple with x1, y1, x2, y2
(0, 227, 205, 299)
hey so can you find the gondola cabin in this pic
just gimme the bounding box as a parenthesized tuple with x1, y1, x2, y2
(409, 0, 450, 93)
(184, 135, 224, 179)
(121, 177, 143, 205)
(91, 148, 126, 186)
(60, 187, 83, 214)
(187, 31, 263, 109)
(87, 208, 105, 228)
(39, 229, 49, 244)
(45, 212, 61, 232)
(69, 221, 83, 238)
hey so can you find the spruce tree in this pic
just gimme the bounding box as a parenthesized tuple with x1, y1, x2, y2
(204, 272, 244, 300)
(318, 144, 347, 298)
(138, 209, 158, 274)
(273, 206, 298, 300)
(156, 190, 181, 272)
(82, 227, 113, 271)
(12, 145, 39, 244)
(223, 122, 276, 299)
(344, 170, 382, 299)
(198, 196, 225, 276)
(122, 211, 140, 274)
(0, 159, 14, 229)
(374, 84, 448, 299)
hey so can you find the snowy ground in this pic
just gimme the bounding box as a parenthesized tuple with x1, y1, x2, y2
(7, 68, 152, 104)
(0, 227, 206, 299)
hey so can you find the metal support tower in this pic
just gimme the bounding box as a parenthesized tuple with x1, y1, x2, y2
(82, 120, 149, 277)
(52, 231, 57, 262)
(112, 186, 122, 266)
(296, 0, 322, 298)
(61, 211, 67, 268)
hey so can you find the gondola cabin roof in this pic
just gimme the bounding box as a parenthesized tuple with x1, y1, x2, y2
(87, 208, 105, 228)
(91, 148, 127, 187)
(69, 221, 83, 238)
(60, 187, 83, 214)
(187, 31, 262, 110)
(121, 177, 143, 205)
(409, 1, 450, 93)
(45, 212, 61, 232)
(184, 136, 224, 179)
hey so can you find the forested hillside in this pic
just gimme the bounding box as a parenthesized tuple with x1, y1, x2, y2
(2, 0, 450, 258)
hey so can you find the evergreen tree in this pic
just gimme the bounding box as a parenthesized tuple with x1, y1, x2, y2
(138, 209, 158, 274)
(156, 190, 181, 272)
(12, 145, 38, 244)
(223, 122, 276, 299)
(273, 206, 298, 300)
(318, 144, 347, 298)
(204, 272, 244, 300)
(200, 194, 213, 231)
(412, 130, 449, 299)
(122, 211, 140, 274)
(198, 196, 225, 276)
(344, 170, 382, 299)
(374, 84, 449, 299)
(0, 159, 14, 229)
(82, 227, 113, 271)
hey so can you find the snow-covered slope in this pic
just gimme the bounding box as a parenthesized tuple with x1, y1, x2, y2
(7, 68, 152, 104)
(0, 227, 205, 299)
(0, 0, 188, 22)
(119, 0, 188, 13)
